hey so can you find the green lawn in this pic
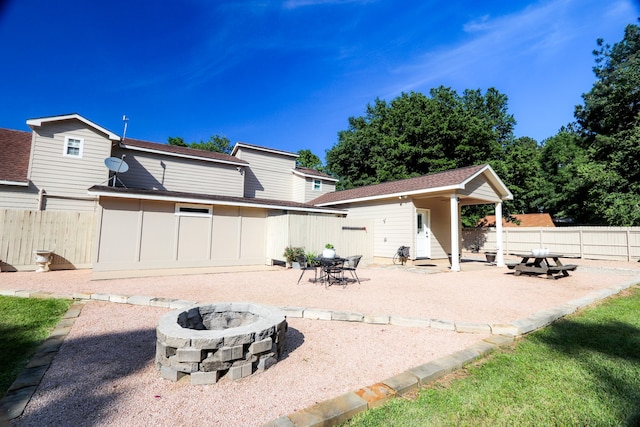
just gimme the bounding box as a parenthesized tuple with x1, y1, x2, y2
(345, 286, 640, 427)
(0, 296, 72, 398)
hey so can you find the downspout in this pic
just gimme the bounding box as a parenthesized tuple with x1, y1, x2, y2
(495, 201, 505, 266)
(38, 188, 45, 211)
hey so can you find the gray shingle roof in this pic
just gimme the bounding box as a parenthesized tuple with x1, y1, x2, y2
(121, 138, 248, 165)
(310, 164, 489, 206)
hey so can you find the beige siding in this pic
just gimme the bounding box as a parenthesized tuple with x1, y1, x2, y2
(0, 209, 95, 271)
(304, 178, 336, 203)
(29, 121, 111, 211)
(93, 198, 268, 272)
(0, 186, 39, 210)
(292, 175, 306, 203)
(235, 148, 296, 200)
(113, 148, 244, 196)
(345, 199, 414, 259)
(265, 213, 373, 262)
(460, 175, 502, 202)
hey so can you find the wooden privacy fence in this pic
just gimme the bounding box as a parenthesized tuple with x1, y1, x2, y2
(463, 226, 640, 261)
(266, 214, 374, 262)
(0, 209, 96, 271)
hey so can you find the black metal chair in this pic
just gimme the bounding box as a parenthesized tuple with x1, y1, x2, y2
(296, 255, 319, 285)
(342, 255, 362, 284)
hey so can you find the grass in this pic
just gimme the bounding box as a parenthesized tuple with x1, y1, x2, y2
(344, 286, 640, 427)
(0, 296, 72, 398)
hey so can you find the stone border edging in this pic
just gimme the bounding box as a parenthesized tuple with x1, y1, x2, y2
(0, 300, 85, 422)
(1, 274, 639, 426)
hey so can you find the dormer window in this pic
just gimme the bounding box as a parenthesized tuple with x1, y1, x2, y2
(63, 136, 84, 158)
(313, 179, 322, 191)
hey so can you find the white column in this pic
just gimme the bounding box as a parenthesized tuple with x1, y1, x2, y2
(495, 202, 505, 267)
(450, 194, 460, 272)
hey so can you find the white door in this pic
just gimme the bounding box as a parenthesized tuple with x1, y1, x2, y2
(415, 209, 431, 258)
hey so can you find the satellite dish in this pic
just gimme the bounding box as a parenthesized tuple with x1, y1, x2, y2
(104, 157, 129, 173)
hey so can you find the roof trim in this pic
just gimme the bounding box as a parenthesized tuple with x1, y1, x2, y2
(0, 179, 29, 187)
(463, 164, 513, 200)
(119, 142, 248, 166)
(26, 114, 121, 141)
(291, 168, 339, 182)
(232, 142, 299, 158)
(314, 184, 463, 206)
(87, 186, 346, 215)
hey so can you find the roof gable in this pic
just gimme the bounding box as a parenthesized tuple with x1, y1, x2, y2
(231, 142, 298, 158)
(26, 113, 120, 141)
(0, 128, 32, 184)
(292, 167, 338, 182)
(310, 164, 512, 206)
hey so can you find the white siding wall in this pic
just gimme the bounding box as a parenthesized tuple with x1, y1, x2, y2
(29, 122, 112, 211)
(235, 148, 296, 200)
(112, 148, 244, 196)
(345, 199, 414, 259)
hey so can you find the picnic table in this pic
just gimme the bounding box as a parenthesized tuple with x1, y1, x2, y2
(507, 253, 578, 279)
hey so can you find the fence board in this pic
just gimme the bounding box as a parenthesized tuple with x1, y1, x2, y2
(0, 209, 96, 271)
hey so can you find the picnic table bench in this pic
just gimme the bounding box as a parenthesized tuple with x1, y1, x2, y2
(508, 253, 578, 279)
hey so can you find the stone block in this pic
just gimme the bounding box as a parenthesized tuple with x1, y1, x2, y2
(455, 322, 492, 334)
(201, 358, 232, 372)
(170, 299, 197, 309)
(451, 348, 482, 367)
(90, 293, 110, 301)
(465, 340, 497, 357)
(382, 371, 419, 396)
(288, 392, 367, 427)
(160, 366, 186, 382)
(363, 314, 389, 324)
(176, 347, 205, 363)
(303, 308, 332, 320)
(490, 324, 519, 336)
(332, 311, 364, 322)
(228, 362, 252, 380)
(354, 383, 396, 408)
(390, 316, 430, 328)
(408, 362, 447, 386)
(429, 319, 455, 331)
(170, 359, 199, 373)
(30, 291, 55, 299)
(217, 345, 244, 362)
(190, 371, 219, 385)
(280, 306, 304, 318)
(14, 290, 31, 298)
(257, 355, 277, 371)
(191, 337, 223, 350)
(127, 295, 154, 306)
(0, 289, 16, 296)
(483, 335, 514, 347)
(150, 297, 174, 308)
(224, 333, 254, 347)
(1, 385, 37, 419)
(249, 338, 273, 355)
(72, 292, 92, 300)
(109, 294, 129, 304)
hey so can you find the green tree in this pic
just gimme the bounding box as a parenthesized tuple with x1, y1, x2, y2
(573, 22, 640, 225)
(167, 135, 233, 154)
(325, 87, 515, 189)
(500, 136, 545, 215)
(296, 149, 323, 170)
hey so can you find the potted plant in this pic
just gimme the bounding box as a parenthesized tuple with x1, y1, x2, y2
(322, 243, 336, 258)
(306, 250, 319, 266)
(283, 246, 305, 268)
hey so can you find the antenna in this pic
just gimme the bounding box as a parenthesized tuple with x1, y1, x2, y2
(122, 115, 129, 142)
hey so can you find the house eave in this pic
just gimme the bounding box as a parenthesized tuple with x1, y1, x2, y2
(0, 179, 29, 187)
(119, 143, 248, 167)
(314, 184, 465, 207)
(291, 169, 339, 182)
(88, 188, 346, 215)
(231, 142, 299, 158)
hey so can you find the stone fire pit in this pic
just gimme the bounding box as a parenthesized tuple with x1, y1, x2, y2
(156, 302, 287, 385)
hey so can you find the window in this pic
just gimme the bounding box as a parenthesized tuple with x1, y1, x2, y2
(175, 203, 212, 217)
(63, 136, 84, 158)
(313, 179, 322, 191)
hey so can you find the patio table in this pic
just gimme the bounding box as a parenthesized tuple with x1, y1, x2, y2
(317, 257, 347, 287)
(508, 253, 578, 279)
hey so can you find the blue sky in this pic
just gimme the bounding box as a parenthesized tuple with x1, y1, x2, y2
(0, 0, 637, 161)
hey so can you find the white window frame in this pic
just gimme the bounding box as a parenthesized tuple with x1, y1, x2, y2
(175, 203, 212, 217)
(312, 179, 322, 191)
(63, 136, 84, 158)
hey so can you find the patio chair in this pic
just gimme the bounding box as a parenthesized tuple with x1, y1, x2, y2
(296, 255, 318, 285)
(343, 255, 362, 284)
